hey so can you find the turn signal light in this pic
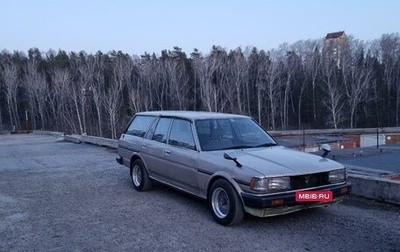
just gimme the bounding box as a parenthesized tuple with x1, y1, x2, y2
(271, 199, 284, 206)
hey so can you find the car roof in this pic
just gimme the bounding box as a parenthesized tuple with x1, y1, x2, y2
(135, 110, 250, 120)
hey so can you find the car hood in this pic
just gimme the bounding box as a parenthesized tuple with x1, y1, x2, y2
(206, 146, 344, 177)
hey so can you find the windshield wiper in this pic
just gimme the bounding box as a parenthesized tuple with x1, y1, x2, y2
(207, 143, 278, 151)
(229, 145, 256, 149)
(230, 143, 278, 149)
(254, 143, 278, 148)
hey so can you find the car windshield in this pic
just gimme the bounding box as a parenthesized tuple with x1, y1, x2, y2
(195, 118, 277, 151)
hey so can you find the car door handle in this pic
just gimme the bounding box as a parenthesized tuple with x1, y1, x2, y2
(164, 150, 171, 155)
(142, 144, 147, 149)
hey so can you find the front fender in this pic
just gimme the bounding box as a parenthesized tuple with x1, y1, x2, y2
(206, 171, 245, 203)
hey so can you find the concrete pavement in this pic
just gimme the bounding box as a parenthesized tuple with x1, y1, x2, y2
(1, 133, 400, 252)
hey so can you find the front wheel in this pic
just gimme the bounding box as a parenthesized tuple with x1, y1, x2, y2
(131, 159, 152, 191)
(208, 179, 244, 226)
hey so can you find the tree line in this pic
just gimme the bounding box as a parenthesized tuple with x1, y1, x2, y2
(0, 33, 399, 138)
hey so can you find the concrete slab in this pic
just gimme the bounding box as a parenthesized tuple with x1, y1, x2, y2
(348, 174, 400, 205)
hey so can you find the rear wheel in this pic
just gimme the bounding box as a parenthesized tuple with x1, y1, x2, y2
(208, 179, 244, 226)
(131, 159, 152, 191)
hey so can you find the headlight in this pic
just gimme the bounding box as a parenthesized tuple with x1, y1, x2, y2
(249, 177, 290, 192)
(329, 168, 346, 183)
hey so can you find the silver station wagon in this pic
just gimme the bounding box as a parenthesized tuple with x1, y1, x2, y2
(116, 111, 351, 225)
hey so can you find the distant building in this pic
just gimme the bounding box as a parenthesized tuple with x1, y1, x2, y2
(324, 31, 347, 68)
(325, 31, 345, 40)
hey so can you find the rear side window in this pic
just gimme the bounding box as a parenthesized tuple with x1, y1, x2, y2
(125, 115, 156, 137)
(169, 119, 196, 150)
(152, 118, 172, 143)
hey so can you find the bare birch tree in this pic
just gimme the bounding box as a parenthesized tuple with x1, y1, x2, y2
(289, 41, 312, 129)
(92, 53, 106, 137)
(52, 67, 76, 132)
(105, 53, 133, 139)
(25, 58, 48, 130)
(342, 40, 374, 128)
(200, 46, 228, 112)
(249, 49, 267, 124)
(2, 61, 20, 130)
(165, 58, 191, 110)
(322, 59, 345, 129)
(264, 50, 283, 130)
(68, 53, 87, 134)
(227, 48, 248, 114)
(192, 53, 216, 112)
(135, 55, 156, 111)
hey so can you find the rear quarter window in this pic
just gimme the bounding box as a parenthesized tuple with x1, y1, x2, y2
(125, 115, 156, 137)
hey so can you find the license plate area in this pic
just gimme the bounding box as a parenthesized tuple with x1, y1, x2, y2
(295, 191, 333, 202)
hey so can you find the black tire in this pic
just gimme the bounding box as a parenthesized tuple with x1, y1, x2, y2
(131, 159, 152, 191)
(208, 179, 244, 226)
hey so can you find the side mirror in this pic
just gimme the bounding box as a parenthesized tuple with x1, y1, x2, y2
(223, 152, 242, 167)
(321, 144, 331, 158)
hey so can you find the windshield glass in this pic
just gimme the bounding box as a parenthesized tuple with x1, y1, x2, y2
(195, 118, 277, 151)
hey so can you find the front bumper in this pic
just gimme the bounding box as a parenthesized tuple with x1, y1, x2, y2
(241, 182, 352, 217)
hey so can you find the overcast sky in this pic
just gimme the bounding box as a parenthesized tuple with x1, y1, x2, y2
(1, 0, 399, 56)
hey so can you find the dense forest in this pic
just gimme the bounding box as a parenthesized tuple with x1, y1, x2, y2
(0, 32, 399, 139)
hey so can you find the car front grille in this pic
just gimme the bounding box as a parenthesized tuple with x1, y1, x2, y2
(290, 172, 330, 190)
